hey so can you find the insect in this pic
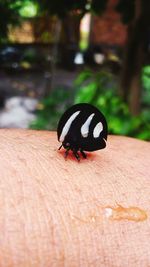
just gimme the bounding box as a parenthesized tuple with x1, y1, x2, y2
(57, 103, 108, 161)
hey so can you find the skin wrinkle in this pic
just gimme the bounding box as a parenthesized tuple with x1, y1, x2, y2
(22, 144, 66, 266)
(93, 149, 148, 206)
(25, 178, 42, 265)
(1, 150, 21, 266)
(56, 188, 82, 265)
(35, 187, 60, 266)
(46, 177, 73, 265)
(13, 160, 38, 265)
(31, 146, 79, 265)
(34, 192, 53, 265)
(60, 176, 101, 266)
(1, 134, 42, 265)
(0, 130, 149, 266)
(0, 184, 12, 267)
(25, 150, 64, 266)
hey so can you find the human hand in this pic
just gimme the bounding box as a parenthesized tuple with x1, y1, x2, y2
(0, 129, 149, 266)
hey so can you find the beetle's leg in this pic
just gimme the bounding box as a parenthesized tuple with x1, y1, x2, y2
(58, 144, 63, 150)
(80, 149, 87, 159)
(64, 147, 70, 159)
(73, 149, 80, 162)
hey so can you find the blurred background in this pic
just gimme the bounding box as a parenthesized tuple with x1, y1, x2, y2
(0, 0, 149, 140)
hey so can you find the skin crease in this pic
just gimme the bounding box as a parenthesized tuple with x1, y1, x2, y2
(0, 129, 149, 267)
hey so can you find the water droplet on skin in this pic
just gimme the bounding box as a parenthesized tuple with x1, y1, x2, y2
(104, 204, 147, 222)
(70, 213, 100, 224)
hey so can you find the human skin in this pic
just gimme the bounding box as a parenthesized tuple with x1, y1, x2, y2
(0, 129, 150, 267)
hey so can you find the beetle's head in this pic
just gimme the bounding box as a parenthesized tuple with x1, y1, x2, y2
(63, 142, 71, 149)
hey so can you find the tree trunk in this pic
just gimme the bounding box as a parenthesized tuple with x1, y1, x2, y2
(61, 13, 81, 70)
(44, 18, 62, 97)
(62, 13, 81, 45)
(120, 0, 149, 115)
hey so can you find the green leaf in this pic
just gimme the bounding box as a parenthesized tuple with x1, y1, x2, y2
(74, 69, 92, 86)
(75, 82, 97, 104)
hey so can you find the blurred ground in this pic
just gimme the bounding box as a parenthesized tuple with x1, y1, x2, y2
(0, 69, 78, 97)
(0, 69, 78, 128)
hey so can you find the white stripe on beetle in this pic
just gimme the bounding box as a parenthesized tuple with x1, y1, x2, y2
(93, 122, 103, 138)
(59, 110, 80, 142)
(81, 113, 95, 138)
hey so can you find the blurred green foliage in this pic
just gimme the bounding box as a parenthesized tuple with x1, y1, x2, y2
(142, 65, 150, 106)
(74, 69, 150, 140)
(0, 0, 38, 41)
(30, 86, 72, 130)
(18, 1, 38, 18)
(31, 69, 150, 140)
(0, 0, 21, 40)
